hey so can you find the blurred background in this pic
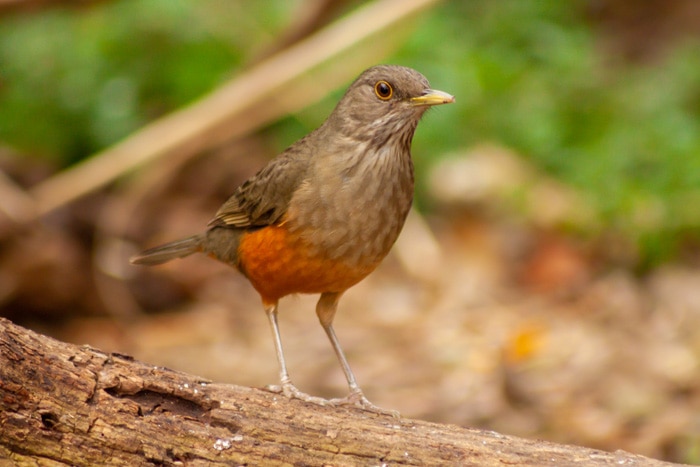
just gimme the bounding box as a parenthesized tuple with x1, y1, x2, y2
(2, 0, 700, 463)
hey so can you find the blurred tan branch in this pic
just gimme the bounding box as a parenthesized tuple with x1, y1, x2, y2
(255, 0, 359, 61)
(26, 0, 441, 219)
(0, 168, 37, 225)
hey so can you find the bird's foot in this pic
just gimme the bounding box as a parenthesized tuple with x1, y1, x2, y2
(329, 389, 400, 418)
(266, 383, 399, 417)
(266, 382, 331, 406)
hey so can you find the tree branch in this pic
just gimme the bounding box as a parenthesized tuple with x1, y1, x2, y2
(0, 318, 678, 466)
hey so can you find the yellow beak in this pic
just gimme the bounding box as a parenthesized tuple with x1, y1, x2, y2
(410, 89, 455, 107)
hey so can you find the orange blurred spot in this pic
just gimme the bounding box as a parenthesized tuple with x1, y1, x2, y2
(504, 323, 547, 365)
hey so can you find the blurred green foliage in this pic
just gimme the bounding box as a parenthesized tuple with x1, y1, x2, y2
(0, 0, 294, 163)
(390, 1, 700, 267)
(2, 0, 700, 266)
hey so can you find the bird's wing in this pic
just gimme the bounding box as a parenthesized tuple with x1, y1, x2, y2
(207, 146, 310, 229)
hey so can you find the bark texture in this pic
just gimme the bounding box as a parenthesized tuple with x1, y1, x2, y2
(0, 318, 681, 466)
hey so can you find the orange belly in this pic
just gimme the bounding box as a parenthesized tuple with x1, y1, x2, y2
(237, 225, 378, 304)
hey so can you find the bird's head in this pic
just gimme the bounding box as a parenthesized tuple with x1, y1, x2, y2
(326, 65, 454, 143)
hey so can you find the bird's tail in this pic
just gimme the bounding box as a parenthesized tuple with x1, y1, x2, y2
(130, 235, 203, 266)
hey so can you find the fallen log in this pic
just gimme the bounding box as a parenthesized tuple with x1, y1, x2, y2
(0, 318, 679, 466)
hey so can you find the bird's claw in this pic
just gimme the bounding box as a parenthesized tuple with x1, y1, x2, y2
(266, 382, 331, 406)
(329, 389, 400, 418)
(266, 384, 399, 417)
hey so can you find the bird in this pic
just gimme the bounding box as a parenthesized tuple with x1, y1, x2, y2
(130, 65, 454, 412)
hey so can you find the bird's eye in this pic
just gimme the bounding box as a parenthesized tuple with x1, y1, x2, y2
(374, 81, 393, 100)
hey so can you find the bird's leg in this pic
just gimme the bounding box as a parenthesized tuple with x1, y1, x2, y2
(316, 292, 399, 416)
(263, 301, 328, 405)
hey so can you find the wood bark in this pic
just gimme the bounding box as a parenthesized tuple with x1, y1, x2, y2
(0, 318, 681, 466)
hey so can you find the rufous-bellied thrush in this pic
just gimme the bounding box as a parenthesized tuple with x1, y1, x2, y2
(131, 65, 454, 412)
